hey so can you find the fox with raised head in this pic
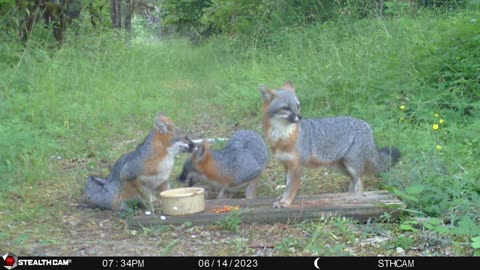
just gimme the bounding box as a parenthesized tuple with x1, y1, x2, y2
(83, 113, 196, 211)
(259, 81, 400, 208)
(177, 130, 269, 199)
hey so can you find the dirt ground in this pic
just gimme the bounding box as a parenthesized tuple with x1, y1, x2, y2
(18, 197, 461, 257)
(10, 162, 461, 257)
(4, 119, 467, 257)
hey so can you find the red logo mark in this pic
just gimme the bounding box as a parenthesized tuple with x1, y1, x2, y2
(4, 257, 14, 267)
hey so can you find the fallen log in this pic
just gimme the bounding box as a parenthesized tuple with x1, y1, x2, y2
(131, 190, 405, 227)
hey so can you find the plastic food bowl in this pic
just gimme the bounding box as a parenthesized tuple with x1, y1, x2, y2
(160, 187, 206, 215)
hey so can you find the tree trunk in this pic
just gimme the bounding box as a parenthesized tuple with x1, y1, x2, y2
(124, 0, 133, 33)
(53, 1, 68, 45)
(21, 1, 41, 42)
(111, 0, 122, 29)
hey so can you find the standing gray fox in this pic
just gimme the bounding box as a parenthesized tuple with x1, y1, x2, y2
(259, 81, 400, 208)
(83, 113, 195, 211)
(177, 130, 269, 199)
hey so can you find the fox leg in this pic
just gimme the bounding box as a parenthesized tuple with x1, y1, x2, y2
(217, 188, 233, 199)
(217, 188, 224, 199)
(274, 163, 303, 208)
(139, 180, 169, 214)
(245, 176, 259, 199)
(343, 162, 364, 192)
(112, 180, 141, 210)
(141, 187, 158, 214)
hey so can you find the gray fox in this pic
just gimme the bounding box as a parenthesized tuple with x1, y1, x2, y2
(259, 81, 400, 208)
(177, 130, 269, 199)
(83, 113, 196, 211)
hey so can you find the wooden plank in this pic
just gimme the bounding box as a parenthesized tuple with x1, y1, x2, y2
(131, 191, 405, 227)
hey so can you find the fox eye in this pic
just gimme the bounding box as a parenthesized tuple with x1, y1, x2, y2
(281, 106, 290, 111)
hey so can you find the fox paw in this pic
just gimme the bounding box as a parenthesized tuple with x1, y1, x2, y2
(273, 200, 291, 208)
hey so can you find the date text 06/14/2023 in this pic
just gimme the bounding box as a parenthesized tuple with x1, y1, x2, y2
(198, 258, 258, 268)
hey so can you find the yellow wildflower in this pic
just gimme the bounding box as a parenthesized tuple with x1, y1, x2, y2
(439, 118, 445, 124)
(436, 145, 442, 150)
(400, 105, 406, 110)
(433, 124, 439, 130)
(434, 113, 439, 118)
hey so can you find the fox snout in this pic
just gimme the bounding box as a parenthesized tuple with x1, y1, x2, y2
(288, 113, 302, 123)
(179, 137, 197, 153)
(191, 142, 198, 152)
(187, 139, 197, 152)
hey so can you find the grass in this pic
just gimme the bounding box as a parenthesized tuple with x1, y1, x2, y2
(1, 8, 479, 255)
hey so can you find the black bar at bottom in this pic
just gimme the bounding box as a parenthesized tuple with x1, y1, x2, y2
(2, 256, 478, 270)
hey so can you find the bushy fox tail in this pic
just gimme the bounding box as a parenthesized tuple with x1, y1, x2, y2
(83, 176, 118, 210)
(369, 147, 401, 176)
(379, 147, 401, 169)
(378, 146, 401, 174)
(89, 176, 107, 186)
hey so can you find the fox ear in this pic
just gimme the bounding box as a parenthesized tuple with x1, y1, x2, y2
(259, 85, 276, 102)
(154, 113, 173, 133)
(282, 81, 295, 91)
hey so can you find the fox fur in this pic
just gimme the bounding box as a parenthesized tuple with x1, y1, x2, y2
(259, 81, 400, 208)
(177, 130, 269, 199)
(83, 113, 195, 211)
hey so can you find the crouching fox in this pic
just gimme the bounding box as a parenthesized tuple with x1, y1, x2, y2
(259, 81, 400, 208)
(177, 130, 269, 199)
(83, 113, 195, 211)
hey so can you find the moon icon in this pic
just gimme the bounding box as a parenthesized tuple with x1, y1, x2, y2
(314, 257, 320, 269)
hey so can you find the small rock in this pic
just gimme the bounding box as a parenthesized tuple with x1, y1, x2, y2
(200, 231, 211, 237)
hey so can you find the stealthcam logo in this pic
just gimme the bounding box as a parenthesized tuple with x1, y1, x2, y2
(2, 253, 18, 270)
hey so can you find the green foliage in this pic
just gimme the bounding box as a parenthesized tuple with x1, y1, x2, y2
(423, 217, 450, 234)
(399, 219, 420, 232)
(161, 0, 214, 42)
(205, 0, 268, 36)
(13, 234, 30, 245)
(118, 207, 136, 219)
(275, 237, 304, 254)
(389, 184, 425, 206)
(451, 216, 480, 236)
(160, 239, 180, 255)
(217, 210, 241, 232)
(303, 217, 354, 255)
(338, 0, 384, 18)
(160, 0, 472, 43)
(1, 2, 479, 256)
(0, 30, 223, 189)
(396, 235, 416, 250)
(472, 236, 480, 256)
(161, 0, 343, 42)
(399, 216, 480, 254)
(415, 13, 480, 106)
